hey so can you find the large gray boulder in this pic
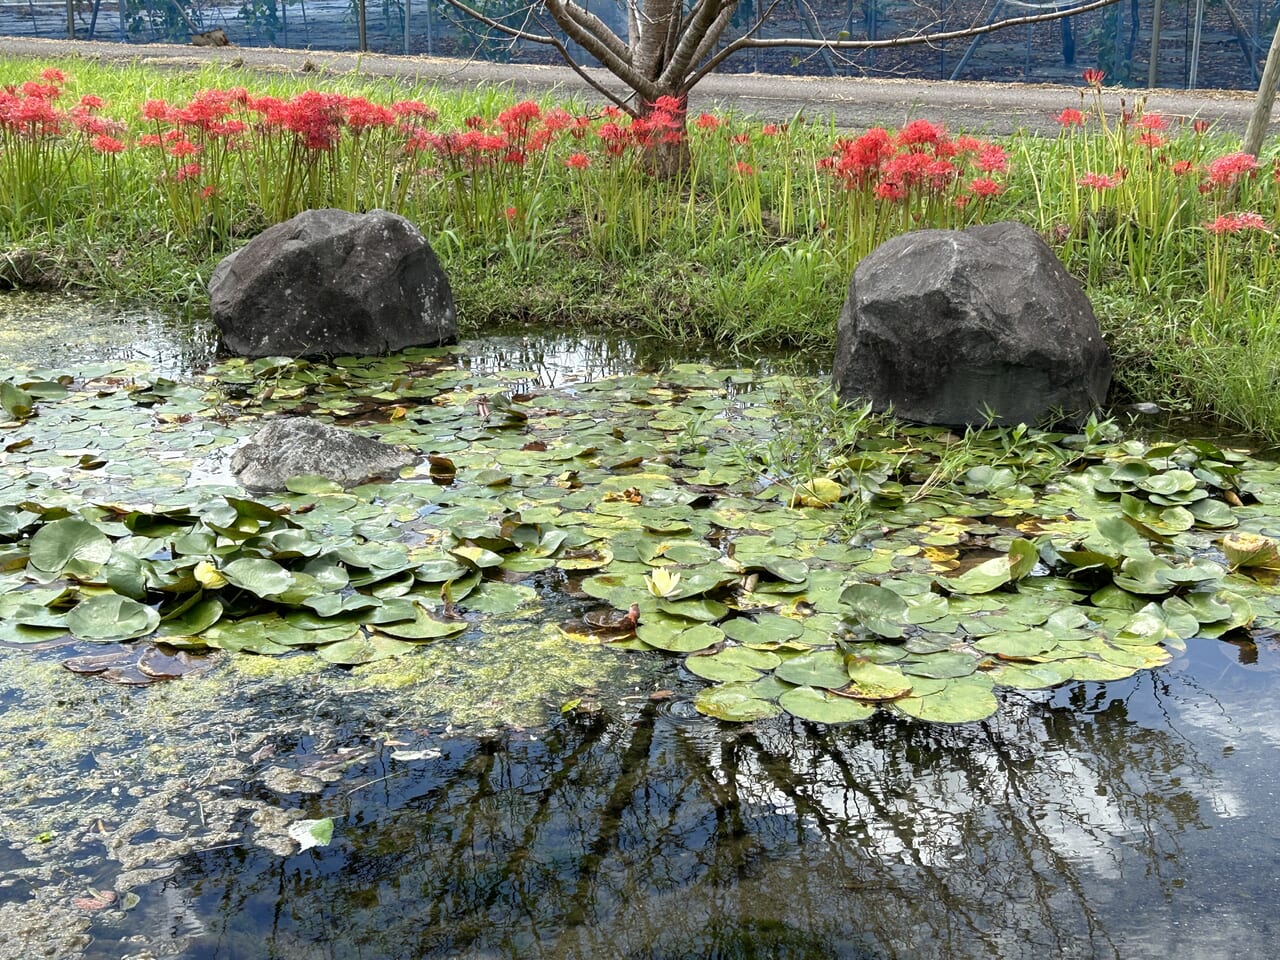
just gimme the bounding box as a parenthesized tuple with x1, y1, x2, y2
(231, 418, 417, 491)
(210, 209, 456, 358)
(832, 222, 1111, 427)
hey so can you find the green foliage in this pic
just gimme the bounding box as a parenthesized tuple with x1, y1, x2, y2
(5, 349, 1280, 728)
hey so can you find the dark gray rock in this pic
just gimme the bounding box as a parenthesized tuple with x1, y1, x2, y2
(832, 221, 1111, 427)
(210, 208, 456, 358)
(231, 417, 417, 491)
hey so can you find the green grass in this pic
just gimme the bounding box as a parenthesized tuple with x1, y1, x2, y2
(2, 56, 1279, 437)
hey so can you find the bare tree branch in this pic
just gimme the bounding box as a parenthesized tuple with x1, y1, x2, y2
(658, 0, 736, 90)
(543, 0, 650, 93)
(438, 0, 635, 111)
(738, 0, 1122, 51)
(553, 0, 635, 69)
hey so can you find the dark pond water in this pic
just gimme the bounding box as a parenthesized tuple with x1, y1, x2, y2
(2, 297, 1279, 960)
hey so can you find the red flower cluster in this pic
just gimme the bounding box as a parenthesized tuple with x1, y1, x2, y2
(819, 120, 1007, 202)
(1204, 211, 1269, 234)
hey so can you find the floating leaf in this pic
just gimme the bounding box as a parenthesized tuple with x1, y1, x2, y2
(28, 518, 112, 579)
(774, 649, 850, 689)
(636, 620, 723, 653)
(894, 676, 998, 723)
(693, 684, 781, 722)
(220, 557, 295, 598)
(778, 686, 875, 723)
(1222, 531, 1280, 572)
(939, 556, 1012, 595)
(840, 582, 909, 638)
(720, 613, 804, 645)
(66, 595, 160, 642)
(377, 607, 467, 640)
(844, 659, 913, 700)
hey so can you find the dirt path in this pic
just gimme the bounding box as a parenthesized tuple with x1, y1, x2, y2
(0, 35, 1270, 136)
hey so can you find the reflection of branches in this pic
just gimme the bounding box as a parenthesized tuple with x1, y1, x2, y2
(172, 677, 1228, 959)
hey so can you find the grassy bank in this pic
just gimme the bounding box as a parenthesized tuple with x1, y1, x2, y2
(1, 57, 1278, 437)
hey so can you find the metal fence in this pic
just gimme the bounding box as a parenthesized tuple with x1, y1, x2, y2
(2, 0, 1275, 89)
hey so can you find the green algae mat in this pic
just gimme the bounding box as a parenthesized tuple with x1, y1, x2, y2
(4, 346, 1280, 726)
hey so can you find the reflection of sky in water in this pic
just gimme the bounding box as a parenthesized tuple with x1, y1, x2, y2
(0, 292, 218, 377)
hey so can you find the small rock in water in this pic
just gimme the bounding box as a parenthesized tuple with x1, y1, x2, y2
(230, 417, 417, 492)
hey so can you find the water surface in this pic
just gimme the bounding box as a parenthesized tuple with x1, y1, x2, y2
(2, 296, 1278, 960)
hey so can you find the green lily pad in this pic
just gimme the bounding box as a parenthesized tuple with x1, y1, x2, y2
(894, 676, 998, 723)
(636, 620, 724, 653)
(844, 659, 913, 700)
(220, 557, 295, 599)
(28, 518, 112, 579)
(778, 686, 875, 723)
(840, 582, 909, 638)
(774, 649, 850, 689)
(693, 684, 782, 722)
(720, 613, 805, 645)
(66, 595, 160, 642)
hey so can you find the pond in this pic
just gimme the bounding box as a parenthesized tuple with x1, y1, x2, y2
(2, 295, 1280, 960)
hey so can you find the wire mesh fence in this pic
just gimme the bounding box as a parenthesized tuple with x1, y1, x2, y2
(2, 0, 1274, 89)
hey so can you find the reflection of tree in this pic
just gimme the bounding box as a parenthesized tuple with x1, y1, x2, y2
(175, 676, 1230, 960)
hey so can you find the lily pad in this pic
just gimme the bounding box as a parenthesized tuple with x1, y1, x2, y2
(778, 686, 875, 723)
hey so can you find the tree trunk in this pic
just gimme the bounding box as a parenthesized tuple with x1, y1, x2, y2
(639, 93, 692, 177)
(1243, 17, 1280, 158)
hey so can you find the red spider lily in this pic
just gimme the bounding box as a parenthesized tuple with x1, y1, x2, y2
(0, 91, 63, 137)
(1192, 119, 1211, 135)
(1078, 171, 1123, 190)
(761, 123, 781, 136)
(200, 184, 219, 199)
(73, 111, 126, 138)
(874, 181, 907, 202)
(1204, 211, 1269, 234)
(141, 99, 174, 122)
(1136, 131, 1166, 149)
(137, 133, 163, 148)
(830, 127, 894, 186)
(969, 176, 1003, 197)
(896, 118, 944, 150)
(504, 206, 519, 221)
(566, 152, 590, 170)
(169, 140, 201, 158)
(173, 161, 202, 182)
(541, 107, 574, 132)
(39, 68, 66, 84)
(731, 133, 750, 145)
(20, 81, 60, 101)
(975, 144, 1008, 173)
(90, 134, 125, 154)
(1204, 151, 1259, 188)
(695, 113, 721, 131)
(391, 100, 438, 121)
(1056, 108, 1085, 127)
(1135, 113, 1167, 131)
(79, 94, 104, 111)
(176, 89, 235, 131)
(1171, 160, 1197, 176)
(1082, 68, 1105, 87)
(497, 100, 541, 134)
(733, 161, 755, 176)
(345, 97, 397, 132)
